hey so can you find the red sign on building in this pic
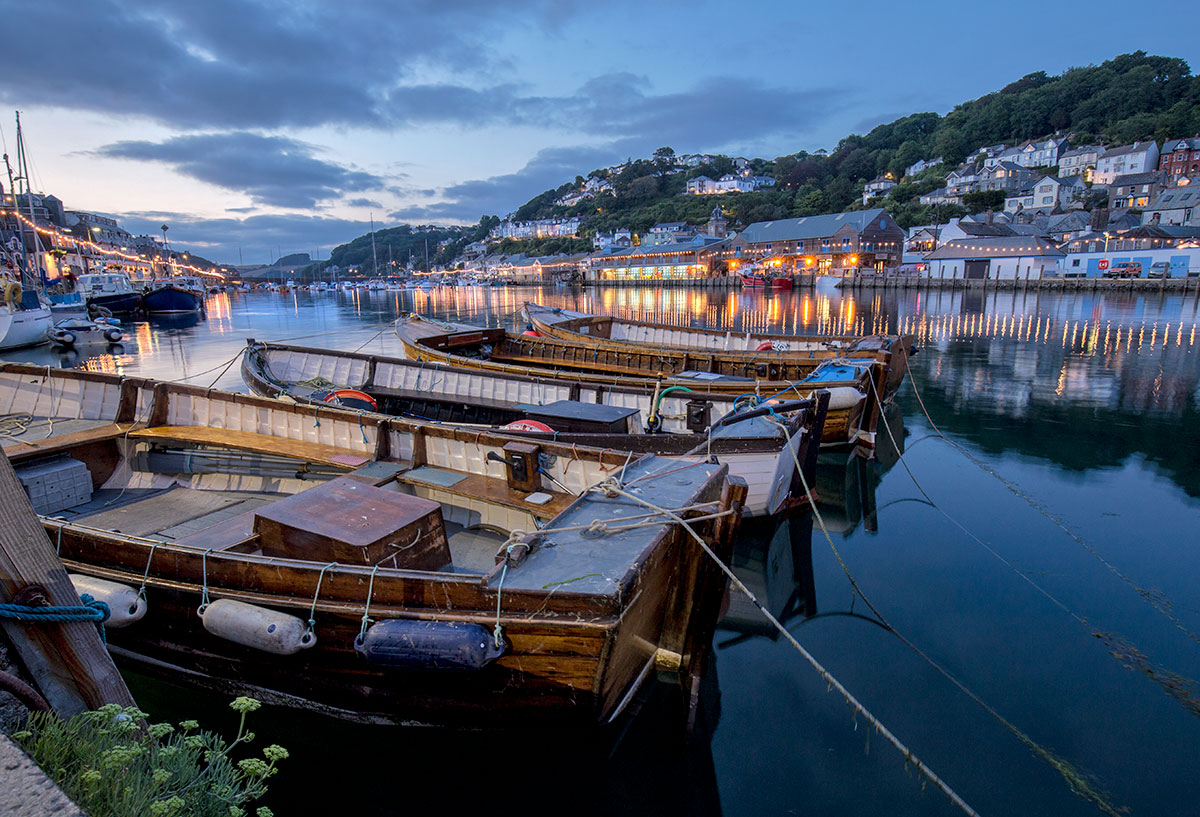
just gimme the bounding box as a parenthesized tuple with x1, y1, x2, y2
(1098, 259, 1110, 270)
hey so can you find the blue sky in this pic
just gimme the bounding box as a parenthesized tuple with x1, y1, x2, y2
(3, 0, 1197, 264)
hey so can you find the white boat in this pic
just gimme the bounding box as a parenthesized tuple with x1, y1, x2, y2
(0, 298, 51, 349)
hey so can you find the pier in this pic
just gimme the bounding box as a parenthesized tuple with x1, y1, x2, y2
(837, 274, 1200, 293)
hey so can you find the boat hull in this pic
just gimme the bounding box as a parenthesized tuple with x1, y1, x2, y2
(90, 291, 143, 313)
(0, 306, 51, 349)
(143, 285, 201, 313)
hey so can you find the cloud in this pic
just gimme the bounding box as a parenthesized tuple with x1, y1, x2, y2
(345, 198, 384, 208)
(95, 133, 386, 208)
(117, 211, 374, 264)
(388, 144, 624, 223)
(0, 0, 592, 130)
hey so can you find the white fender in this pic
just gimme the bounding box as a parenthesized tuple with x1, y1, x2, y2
(69, 574, 146, 628)
(821, 387, 866, 411)
(201, 598, 316, 655)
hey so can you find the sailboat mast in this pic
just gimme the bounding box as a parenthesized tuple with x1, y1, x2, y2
(370, 214, 379, 277)
(15, 113, 45, 289)
(2, 152, 31, 289)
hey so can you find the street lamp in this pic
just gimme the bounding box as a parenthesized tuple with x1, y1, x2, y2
(1103, 232, 1111, 253)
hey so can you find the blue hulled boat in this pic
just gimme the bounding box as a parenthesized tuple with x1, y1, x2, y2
(143, 277, 203, 313)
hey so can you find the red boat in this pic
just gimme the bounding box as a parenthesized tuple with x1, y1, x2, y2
(770, 276, 793, 290)
(739, 274, 766, 288)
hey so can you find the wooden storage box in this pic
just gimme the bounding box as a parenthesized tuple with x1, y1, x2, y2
(254, 477, 450, 569)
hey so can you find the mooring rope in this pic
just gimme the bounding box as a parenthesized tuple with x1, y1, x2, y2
(771, 413, 1124, 816)
(0, 595, 110, 645)
(587, 475, 984, 817)
(904, 366, 1200, 647)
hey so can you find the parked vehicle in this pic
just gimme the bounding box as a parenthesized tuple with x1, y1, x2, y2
(1103, 262, 1141, 279)
(1147, 262, 1171, 279)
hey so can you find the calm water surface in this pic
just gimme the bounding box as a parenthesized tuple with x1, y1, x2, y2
(6, 281, 1200, 817)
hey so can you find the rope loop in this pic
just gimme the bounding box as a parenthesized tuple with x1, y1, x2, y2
(356, 564, 382, 646)
(304, 562, 338, 644)
(196, 547, 215, 616)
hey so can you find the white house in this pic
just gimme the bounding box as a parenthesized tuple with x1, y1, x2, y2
(862, 176, 896, 204)
(1010, 137, 1068, 168)
(1058, 145, 1102, 179)
(1093, 142, 1161, 184)
(945, 166, 981, 196)
(905, 157, 943, 176)
(686, 174, 772, 195)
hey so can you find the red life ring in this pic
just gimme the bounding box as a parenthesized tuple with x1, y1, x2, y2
(522, 329, 541, 337)
(755, 340, 774, 352)
(502, 419, 555, 433)
(323, 389, 378, 411)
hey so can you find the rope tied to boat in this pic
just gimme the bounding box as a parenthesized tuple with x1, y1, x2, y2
(304, 562, 338, 645)
(356, 564, 382, 646)
(0, 595, 110, 645)
(196, 547, 215, 616)
(136, 542, 158, 610)
(493, 545, 514, 649)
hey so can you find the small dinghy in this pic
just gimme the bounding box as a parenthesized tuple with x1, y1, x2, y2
(49, 316, 124, 347)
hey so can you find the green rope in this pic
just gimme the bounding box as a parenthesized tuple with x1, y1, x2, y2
(304, 562, 338, 644)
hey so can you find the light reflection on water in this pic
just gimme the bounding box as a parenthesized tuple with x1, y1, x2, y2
(4, 283, 1200, 817)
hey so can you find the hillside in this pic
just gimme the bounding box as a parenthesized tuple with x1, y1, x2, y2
(324, 51, 1200, 265)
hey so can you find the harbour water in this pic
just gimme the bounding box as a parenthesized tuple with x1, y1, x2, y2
(5, 281, 1200, 816)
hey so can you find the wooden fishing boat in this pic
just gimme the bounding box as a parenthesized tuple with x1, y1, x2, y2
(394, 314, 887, 453)
(0, 362, 746, 727)
(524, 302, 913, 396)
(241, 340, 828, 516)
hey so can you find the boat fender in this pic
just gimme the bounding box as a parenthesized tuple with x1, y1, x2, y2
(69, 574, 146, 628)
(755, 340, 774, 352)
(2, 280, 20, 304)
(103, 328, 123, 343)
(822, 387, 865, 411)
(355, 619, 506, 670)
(51, 331, 77, 347)
(201, 599, 316, 655)
(522, 329, 540, 337)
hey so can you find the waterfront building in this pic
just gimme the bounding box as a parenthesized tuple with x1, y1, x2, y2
(1158, 138, 1200, 178)
(586, 236, 729, 283)
(923, 237, 1066, 280)
(1093, 142, 1161, 184)
(723, 208, 905, 274)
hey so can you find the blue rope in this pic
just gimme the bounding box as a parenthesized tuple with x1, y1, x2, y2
(0, 594, 110, 644)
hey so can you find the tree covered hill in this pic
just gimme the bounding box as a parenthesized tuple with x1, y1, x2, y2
(323, 51, 1200, 268)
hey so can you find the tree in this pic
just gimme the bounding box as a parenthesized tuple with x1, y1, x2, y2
(963, 190, 1006, 212)
(652, 146, 676, 175)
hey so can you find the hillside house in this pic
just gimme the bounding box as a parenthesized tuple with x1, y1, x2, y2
(1093, 142, 1160, 184)
(1158, 138, 1200, 178)
(1058, 146, 1102, 179)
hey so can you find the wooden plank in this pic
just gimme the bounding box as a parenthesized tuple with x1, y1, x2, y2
(2, 422, 143, 460)
(0, 454, 136, 714)
(130, 425, 371, 469)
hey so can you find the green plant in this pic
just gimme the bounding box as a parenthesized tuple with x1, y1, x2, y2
(13, 697, 286, 817)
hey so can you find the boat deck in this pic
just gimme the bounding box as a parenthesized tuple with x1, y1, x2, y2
(60, 484, 507, 575)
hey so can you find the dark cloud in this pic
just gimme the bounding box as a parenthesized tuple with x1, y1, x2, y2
(0, 0, 590, 130)
(95, 133, 386, 208)
(118, 211, 374, 264)
(345, 198, 384, 208)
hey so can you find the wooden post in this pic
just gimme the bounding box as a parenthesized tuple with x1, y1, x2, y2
(0, 455, 136, 715)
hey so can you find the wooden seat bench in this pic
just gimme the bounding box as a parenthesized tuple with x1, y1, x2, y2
(3, 422, 145, 460)
(128, 426, 373, 470)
